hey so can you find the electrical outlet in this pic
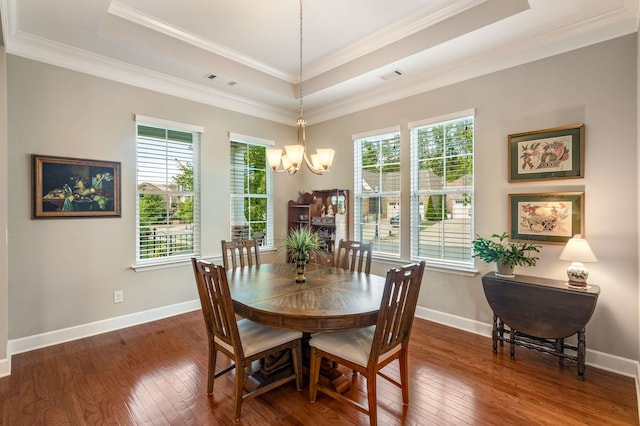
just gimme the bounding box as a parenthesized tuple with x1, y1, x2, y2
(113, 290, 124, 304)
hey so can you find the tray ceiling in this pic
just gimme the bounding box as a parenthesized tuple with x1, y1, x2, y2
(1, 0, 638, 124)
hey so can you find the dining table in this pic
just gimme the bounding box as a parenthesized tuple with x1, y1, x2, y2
(226, 262, 388, 392)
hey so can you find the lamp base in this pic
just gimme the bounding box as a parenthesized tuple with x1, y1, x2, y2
(565, 262, 589, 289)
(565, 281, 591, 290)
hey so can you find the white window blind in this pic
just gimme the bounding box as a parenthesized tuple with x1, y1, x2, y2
(229, 135, 273, 248)
(410, 110, 474, 270)
(135, 117, 201, 264)
(353, 128, 401, 257)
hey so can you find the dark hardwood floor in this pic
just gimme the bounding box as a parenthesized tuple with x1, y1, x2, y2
(0, 310, 637, 425)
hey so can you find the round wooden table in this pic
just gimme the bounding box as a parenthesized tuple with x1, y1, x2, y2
(227, 262, 387, 333)
(227, 262, 388, 393)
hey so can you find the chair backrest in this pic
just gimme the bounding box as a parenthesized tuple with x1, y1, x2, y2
(191, 258, 244, 358)
(335, 239, 372, 274)
(369, 261, 426, 364)
(221, 238, 261, 269)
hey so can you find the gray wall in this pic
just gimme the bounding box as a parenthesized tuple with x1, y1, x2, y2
(637, 30, 640, 378)
(1, 40, 8, 362)
(2, 35, 638, 364)
(6, 55, 298, 339)
(306, 35, 639, 360)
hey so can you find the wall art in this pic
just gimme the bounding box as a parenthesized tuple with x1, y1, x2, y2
(508, 124, 584, 182)
(32, 154, 121, 218)
(509, 192, 584, 244)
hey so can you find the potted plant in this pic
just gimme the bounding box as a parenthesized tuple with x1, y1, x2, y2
(282, 226, 325, 283)
(472, 232, 541, 277)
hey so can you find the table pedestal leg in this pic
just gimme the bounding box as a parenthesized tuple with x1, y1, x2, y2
(302, 333, 350, 393)
(245, 334, 351, 394)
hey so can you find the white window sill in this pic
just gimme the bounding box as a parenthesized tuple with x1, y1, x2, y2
(131, 247, 276, 272)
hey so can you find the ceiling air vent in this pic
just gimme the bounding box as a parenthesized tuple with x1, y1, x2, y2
(379, 70, 403, 81)
(205, 73, 236, 87)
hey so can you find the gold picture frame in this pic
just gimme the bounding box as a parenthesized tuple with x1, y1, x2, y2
(509, 192, 584, 244)
(508, 124, 584, 182)
(32, 154, 121, 219)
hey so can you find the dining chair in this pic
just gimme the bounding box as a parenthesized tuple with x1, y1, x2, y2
(221, 238, 261, 269)
(335, 239, 372, 274)
(191, 258, 303, 421)
(308, 260, 426, 426)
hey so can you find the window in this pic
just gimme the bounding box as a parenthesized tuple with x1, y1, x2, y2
(135, 115, 202, 265)
(229, 133, 274, 248)
(353, 127, 401, 257)
(410, 109, 474, 270)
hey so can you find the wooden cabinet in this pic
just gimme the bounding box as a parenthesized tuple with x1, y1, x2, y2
(287, 202, 311, 229)
(287, 189, 349, 266)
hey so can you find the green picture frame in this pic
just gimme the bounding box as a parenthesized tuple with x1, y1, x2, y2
(509, 192, 584, 244)
(508, 124, 584, 182)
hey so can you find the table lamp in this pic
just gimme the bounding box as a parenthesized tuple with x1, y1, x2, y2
(559, 234, 597, 288)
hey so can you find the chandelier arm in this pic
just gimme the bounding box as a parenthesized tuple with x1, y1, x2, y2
(271, 167, 299, 175)
(302, 152, 325, 175)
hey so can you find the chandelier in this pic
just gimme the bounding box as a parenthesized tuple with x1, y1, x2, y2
(266, 0, 335, 175)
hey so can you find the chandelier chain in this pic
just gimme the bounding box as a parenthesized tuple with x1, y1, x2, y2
(264, 0, 333, 176)
(299, 0, 304, 119)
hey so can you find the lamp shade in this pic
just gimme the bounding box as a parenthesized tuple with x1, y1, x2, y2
(559, 234, 598, 262)
(266, 148, 283, 171)
(284, 144, 305, 168)
(315, 148, 335, 170)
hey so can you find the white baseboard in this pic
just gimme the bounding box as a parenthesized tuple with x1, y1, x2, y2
(0, 356, 10, 378)
(8, 299, 201, 357)
(415, 306, 493, 338)
(4, 302, 639, 386)
(415, 306, 639, 378)
(637, 363, 640, 417)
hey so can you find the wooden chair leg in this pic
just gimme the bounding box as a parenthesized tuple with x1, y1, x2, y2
(399, 349, 409, 404)
(366, 373, 378, 426)
(309, 347, 320, 402)
(208, 345, 216, 394)
(292, 342, 303, 391)
(233, 363, 245, 421)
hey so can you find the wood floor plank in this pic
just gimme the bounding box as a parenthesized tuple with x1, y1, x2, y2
(0, 311, 636, 425)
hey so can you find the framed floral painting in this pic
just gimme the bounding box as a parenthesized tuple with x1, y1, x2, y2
(509, 192, 584, 244)
(508, 124, 584, 182)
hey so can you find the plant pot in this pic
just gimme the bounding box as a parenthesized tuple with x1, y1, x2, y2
(496, 262, 515, 278)
(295, 260, 307, 283)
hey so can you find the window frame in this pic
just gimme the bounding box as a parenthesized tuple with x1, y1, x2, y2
(409, 109, 475, 272)
(134, 115, 202, 269)
(353, 127, 402, 259)
(229, 133, 274, 249)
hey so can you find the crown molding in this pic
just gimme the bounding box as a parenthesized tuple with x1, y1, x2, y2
(5, 30, 296, 125)
(106, 0, 487, 84)
(303, 0, 487, 80)
(0, 0, 17, 49)
(107, 1, 294, 83)
(306, 7, 638, 124)
(2, 0, 638, 127)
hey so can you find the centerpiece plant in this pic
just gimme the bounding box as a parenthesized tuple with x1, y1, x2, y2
(282, 226, 325, 283)
(472, 232, 541, 277)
